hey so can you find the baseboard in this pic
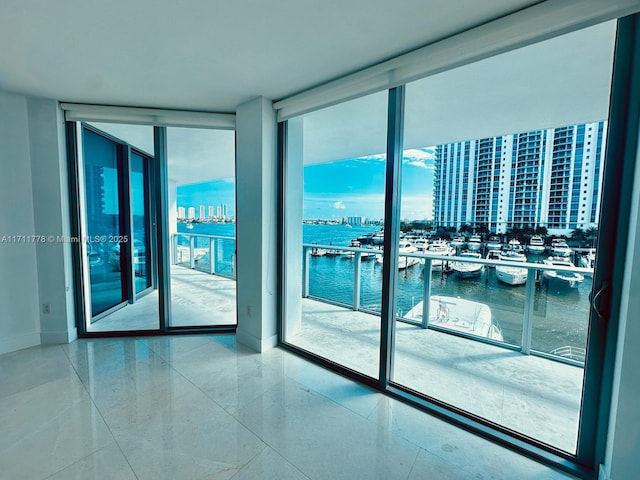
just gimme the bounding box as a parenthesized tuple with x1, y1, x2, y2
(236, 329, 278, 353)
(40, 327, 77, 345)
(0, 332, 41, 356)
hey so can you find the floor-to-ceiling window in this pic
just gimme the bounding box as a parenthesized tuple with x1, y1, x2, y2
(280, 17, 623, 474)
(166, 127, 237, 328)
(282, 90, 388, 378)
(391, 20, 616, 454)
(69, 119, 237, 333)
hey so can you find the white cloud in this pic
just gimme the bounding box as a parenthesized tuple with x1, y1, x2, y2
(333, 201, 346, 209)
(402, 147, 436, 170)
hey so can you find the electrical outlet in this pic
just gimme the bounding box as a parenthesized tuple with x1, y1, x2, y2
(42, 304, 51, 314)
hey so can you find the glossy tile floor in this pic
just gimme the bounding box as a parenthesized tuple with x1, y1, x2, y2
(0, 335, 577, 480)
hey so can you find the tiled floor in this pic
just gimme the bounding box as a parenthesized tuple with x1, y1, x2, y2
(0, 335, 577, 480)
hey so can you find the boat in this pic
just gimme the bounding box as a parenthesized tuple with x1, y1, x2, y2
(495, 251, 528, 286)
(185, 221, 194, 230)
(579, 248, 596, 269)
(310, 245, 327, 256)
(542, 256, 585, 289)
(425, 239, 455, 269)
(485, 250, 501, 265)
(551, 239, 572, 257)
(506, 238, 524, 253)
(528, 235, 546, 254)
(343, 240, 375, 260)
(451, 235, 466, 248)
(375, 240, 422, 270)
(403, 296, 503, 341)
(467, 234, 482, 251)
(486, 235, 502, 251)
(452, 251, 484, 278)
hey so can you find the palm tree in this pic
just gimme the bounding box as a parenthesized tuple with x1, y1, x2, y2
(570, 228, 586, 247)
(585, 227, 599, 247)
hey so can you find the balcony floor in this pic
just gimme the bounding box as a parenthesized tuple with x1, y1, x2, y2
(291, 299, 583, 453)
(89, 266, 237, 331)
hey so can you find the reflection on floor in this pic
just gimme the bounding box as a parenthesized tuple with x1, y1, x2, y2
(289, 300, 583, 453)
(89, 266, 237, 331)
(0, 336, 576, 479)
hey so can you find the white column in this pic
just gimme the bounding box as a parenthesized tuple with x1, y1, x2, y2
(235, 97, 278, 352)
(0, 91, 41, 354)
(28, 98, 77, 345)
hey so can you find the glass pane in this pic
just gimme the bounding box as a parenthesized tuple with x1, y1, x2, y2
(82, 124, 159, 333)
(131, 152, 152, 294)
(167, 127, 237, 327)
(283, 90, 388, 379)
(393, 21, 616, 453)
(82, 129, 127, 317)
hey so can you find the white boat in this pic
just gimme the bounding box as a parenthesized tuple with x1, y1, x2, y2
(425, 239, 455, 269)
(486, 250, 501, 265)
(486, 235, 502, 251)
(542, 256, 585, 289)
(528, 235, 546, 254)
(375, 240, 421, 270)
(451, 235, 466, 248)
(452, 251, 484, 278)
(413, 238, 429, 251)
(579, 248, 596, 269)
(310, 246, 327, 256)
(506, 238, 524, 253)
(343, 240, 375, 260)
(403, 296, 503, 341)
(467, 234, 482, 251)
(551, 239, 572, 257)
(495, 251, 528, 286)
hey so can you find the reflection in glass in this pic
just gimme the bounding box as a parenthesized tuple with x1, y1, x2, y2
(131, 152, 152, 294)
(82, 129, 126, 317)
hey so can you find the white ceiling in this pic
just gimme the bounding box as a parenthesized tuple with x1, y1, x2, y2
(0, 0, 541, 112)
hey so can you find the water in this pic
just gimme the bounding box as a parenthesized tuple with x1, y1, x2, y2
(177, 222, 591, 354)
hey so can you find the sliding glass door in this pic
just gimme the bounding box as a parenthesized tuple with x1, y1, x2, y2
(78, 124, 158, 332)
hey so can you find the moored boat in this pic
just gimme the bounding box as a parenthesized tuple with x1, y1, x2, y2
(403, 296, 503, 341)
(486, 235, 502, 251)
(495, 251, 528, 286)
(528, 235, 546, 254)
(551, 239, 572, 257)
(467, 234, 482, 251)
(452, 251, 484, 278)
(542, 256, 584, 289)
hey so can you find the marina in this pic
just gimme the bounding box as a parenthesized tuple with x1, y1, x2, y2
(175, 222, 594, 357)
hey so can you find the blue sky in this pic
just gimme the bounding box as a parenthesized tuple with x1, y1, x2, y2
(177, 147, 435, 220)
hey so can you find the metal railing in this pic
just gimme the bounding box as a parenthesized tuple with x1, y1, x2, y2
(172, 233, 236, 280)
(302, 242, 593, 364)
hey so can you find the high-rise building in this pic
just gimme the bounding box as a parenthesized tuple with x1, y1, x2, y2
(433, 121, 607, 235)
(177, 206, 186, 219)
(199, 205, 205, 219)
(187, 207, 195, 220)
(208, 205, 215, 218)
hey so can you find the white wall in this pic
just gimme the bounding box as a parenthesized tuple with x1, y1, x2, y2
(28, 98, 76, 344)
(0, 91, 41, 354)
